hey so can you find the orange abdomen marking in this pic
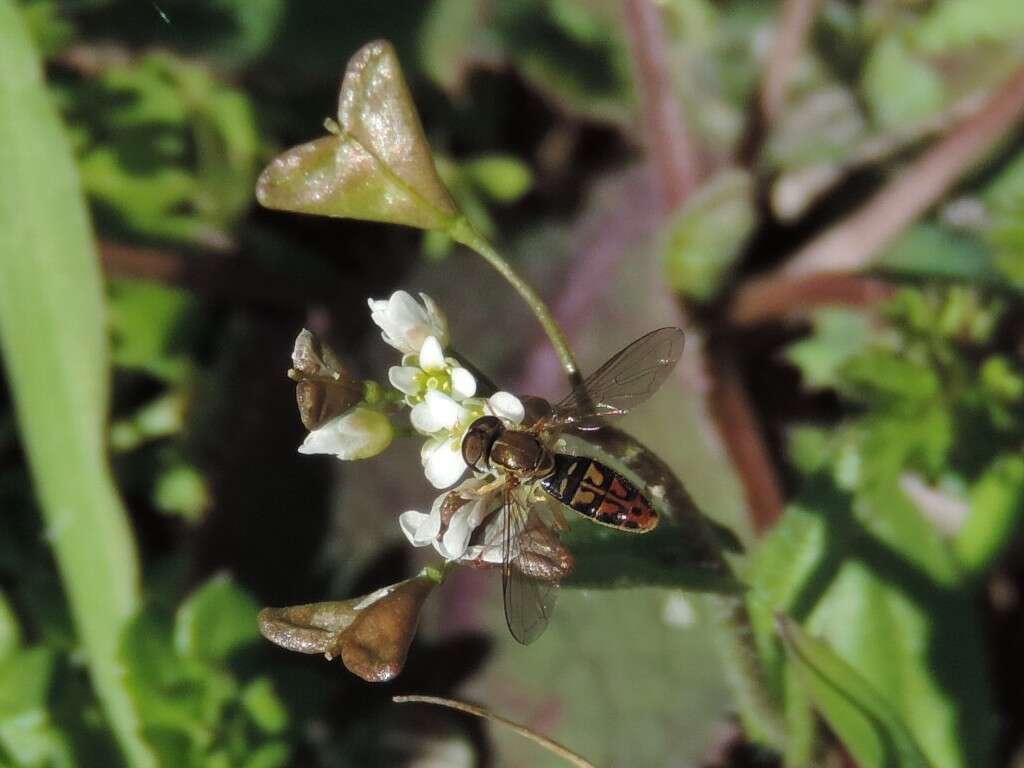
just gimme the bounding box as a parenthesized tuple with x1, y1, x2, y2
(539, 455, 658, 532)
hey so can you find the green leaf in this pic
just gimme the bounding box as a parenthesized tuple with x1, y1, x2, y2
(0, 5, 155, 766)
(915, 0, 1024, 53)
(108, 279, 196, 382)
(493, 0, 634, 125)
(174, 575, 260, 664)
(0, 592, 19, 663)
(562, 520, 742, 593)
(840, 351, 941, 405)
(778, 617, 930, 768)
(862, 36, 945, 129)
(662, 168, 756, 301)
(0, 648, 73, 768)
(256, 40, 460, 231)
(153, 460, 211, 523)
(418, 0, 501, 94)
(955, 455, 1024, 574)
(464, 155, 534, 203)
(984, 149, 1024, 289)
(877, 224, 996, 284)
(748, 478, 993, 768)
(240, 679, 288, 736)
(69, 53, 261, 246)
(786, 309, 873, 391)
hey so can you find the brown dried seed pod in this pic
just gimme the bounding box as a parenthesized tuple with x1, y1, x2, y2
(288, 329, 363, 430)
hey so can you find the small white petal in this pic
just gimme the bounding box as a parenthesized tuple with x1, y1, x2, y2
(399, 510, 440, 546)
(423, 438, 467, 488)
(487, 391, 525, 424)
(450, 367, 477, 400)
(410, 403, 440, 434)
(388, 366, 420, 396)
(412, 390, 461, 434)
(419, 292, 449, 346)
(421, 435, 445, 463)
(437, 506, 474, 560)
(418, 336, 446, 371)
(389, 290, 425, 324)
(297, 407, 393, 459)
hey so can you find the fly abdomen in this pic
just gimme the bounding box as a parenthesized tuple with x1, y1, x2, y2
(539, 454, 658, 533)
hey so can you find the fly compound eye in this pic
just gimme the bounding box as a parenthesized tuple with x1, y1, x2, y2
(461, 415, 503, 471)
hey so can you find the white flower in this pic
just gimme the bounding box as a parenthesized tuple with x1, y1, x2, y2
(399, 476, 503, 561)
(368, 291, 448, 355)
(420, 431, 470, 488)
(388, 335, 476, 406)
(484, 391, 525, 424)
(411, 391, 526, 488)
(297, 407, 394, 460)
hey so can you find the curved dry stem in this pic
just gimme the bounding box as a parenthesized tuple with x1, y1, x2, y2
(449, 218, 581, 388)
(393, 695, 597, 768)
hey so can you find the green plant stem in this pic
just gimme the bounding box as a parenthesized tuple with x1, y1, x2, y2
(711, 594, 788, 749)
(393, 695, 597, 768)
(0, 4, 155, 765)
(450, 218, 581, 387)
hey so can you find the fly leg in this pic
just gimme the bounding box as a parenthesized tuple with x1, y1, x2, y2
(551, 503, 571, 532)
(472, 474, 508, 496)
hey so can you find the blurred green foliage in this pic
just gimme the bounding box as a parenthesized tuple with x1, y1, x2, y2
(1, 0, 1024, 766)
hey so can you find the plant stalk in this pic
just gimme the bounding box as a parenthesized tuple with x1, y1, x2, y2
(450, 218, 581, 388)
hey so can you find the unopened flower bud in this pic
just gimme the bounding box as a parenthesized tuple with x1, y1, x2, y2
(298, 407, 394, 460)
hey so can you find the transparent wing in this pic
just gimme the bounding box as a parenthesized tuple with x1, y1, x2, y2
(502, 486, 559, 645)
(540, 327, 685, 431)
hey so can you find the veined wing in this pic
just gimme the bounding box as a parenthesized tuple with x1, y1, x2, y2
(502, 485, 560, 645)
(540, 327, 684, 431)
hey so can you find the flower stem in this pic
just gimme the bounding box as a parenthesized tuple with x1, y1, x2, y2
(449, 218, 581, 388)
(393, 695, 597, 768)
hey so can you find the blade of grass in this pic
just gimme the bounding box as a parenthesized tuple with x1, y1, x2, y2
(393, 695, 597, 768)
(0, 4, 155, 766)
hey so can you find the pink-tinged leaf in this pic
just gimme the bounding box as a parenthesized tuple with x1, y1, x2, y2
(256, 40, 459, 231)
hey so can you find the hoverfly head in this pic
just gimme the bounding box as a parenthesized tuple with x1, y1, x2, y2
(461, 415, 504, 472)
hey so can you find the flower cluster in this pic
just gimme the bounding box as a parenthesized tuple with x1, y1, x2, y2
(293, 290, 526, 564)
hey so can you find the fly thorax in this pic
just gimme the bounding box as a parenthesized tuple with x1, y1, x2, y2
(490, 430, 548, 478)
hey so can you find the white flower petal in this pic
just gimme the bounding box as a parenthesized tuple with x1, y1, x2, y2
(423, 437, 467, 488)
(410, 403, 441, 434)
(368, 291, 423, 353)
(487, 391, 525, 424)
(423, 391, 460, 434)
(419, 293, 449, 346)
(421, 435, 445, 463)
(463, 544, 504, 564)
(418, 335, 446, 371)
(437, 505, 474, 560)
(388, 365, 420, 396)
(297, 407, 394, 459)
(450, 366, 477, 400)
(399, 510, 440, 547)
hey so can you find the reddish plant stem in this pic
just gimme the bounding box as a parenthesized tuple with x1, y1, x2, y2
(758, 0, 822, 128)
(731, 274, 898, 327)
(705, 344, 785, 535)
(736, 62, 1024, 316)
(621, 0, 787, 533)
(623, 0, 702, 210)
